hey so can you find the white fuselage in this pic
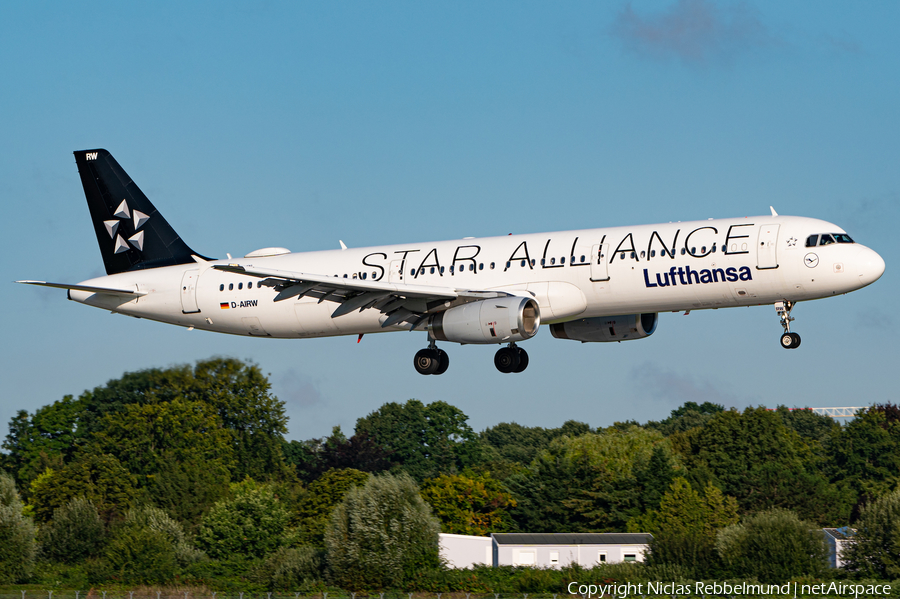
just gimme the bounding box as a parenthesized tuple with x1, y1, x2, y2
(69, 215, 884, 340)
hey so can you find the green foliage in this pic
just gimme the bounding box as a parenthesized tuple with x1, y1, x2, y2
(354, 399, 481, 481)
(479, 420, 591, 465)
(716, 508, 828, 582)
(292, 467, 369, 546)
(683, 407, 854, 524)
(146, 453, 231, 530)
(508, 426, 674, 532)
(91, 398, 235, 483)
(325, 472, 441, 590)
(1, 395, 85, 489)
(844, 486, 900, 578)
(254, 546, 323, 590)
(645, 401, 724, 436)
(30, 452, 137, 522)
(828, 405, 900, 505)
(198, 479, 291, 559)
(420, 472, 517, 535)
(0, 473, 36, 583)
(101, 524, 178, 584)
(39, 496, 105, 563)
(637, 477, 739, 578)
(124, 505, 205, 565)
(283, 427, 394, 483)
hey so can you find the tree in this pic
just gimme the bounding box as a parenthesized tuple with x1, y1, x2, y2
(682, 407, 854, 524)
(828, 404, 900, 508)
(420, 472, 517, 535)
(634, 477, 739, 578)
(198, 479, 291, 559)
(716, 509, 828, 582)
(256, 546, 323, 591)
(325, 472, 441, 590)
(0, 473, 36, 582)
(843, 486, 900, 578)
(2, 395, 85, 489)
(479, 420, 590, 465)
(292, 468, 369, 546)
(354, 400, 481, 481)
(91, 399, 235, 483)
(283, 427, 394, 483)
(645, 401, 724, 436)
(38, 496, 105, 563)
(508, 426, 674, 533)
(102, 525, 178, 584)
(123, 505, 204, 566)
(30, 452, 137, 522)
(146, 454, 231, 530)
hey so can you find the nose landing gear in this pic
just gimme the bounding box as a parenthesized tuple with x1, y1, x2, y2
(494, 343, 529, 373)
(776, 301, 801, 349)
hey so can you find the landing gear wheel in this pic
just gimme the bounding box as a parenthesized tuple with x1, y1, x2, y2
(494, 346, 521, 373)
(414, 349, 440, 375)
(434, 349, 450, 375)
(512, 347, 529, 373)
(775, 301, 801, 350)
(780, 332, 801, 349)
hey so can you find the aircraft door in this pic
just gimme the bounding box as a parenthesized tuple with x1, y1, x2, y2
(590, 243, 610, 282)
(180, 269, 201, 314)
(388, 260, 404, 283)
(757, 224, 780, 270)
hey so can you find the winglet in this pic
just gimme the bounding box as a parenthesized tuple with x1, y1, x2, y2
(339, 240, 348, 250)
(770, 206, 778, 217)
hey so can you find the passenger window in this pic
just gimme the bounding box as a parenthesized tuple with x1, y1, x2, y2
(450, 265, 454, 273)
(490, 262, 495, 269)
(806, 235, 818, 247)
(650, 250, 656, 258)
(550, 257, 555, 265)
(344, 274, 348, 278)
(691, 247, 696, 254)
(820, 234, 835, 246)
(630, 252, 635, 259)
(430, 267, 435, 274)
(219, 284, 224, 291)
(541, 259, 545, 266)
(479, 263, 484, 270)
(520, 260, 526, 267)
(681, 248, 686, 255)
(640, 251, 645, 259)
(361, 273, 367, 280)
(238, 282, 243, 290)
(229, 283, 234, 291)
(561, 257, 566, 264)
(620, 253, 625, 260)
(701, 246, 706, 254)
(506, 261, 511, 268)
(580, 255, 586, 262)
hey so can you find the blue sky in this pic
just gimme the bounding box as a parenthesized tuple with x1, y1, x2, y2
(2, 1, 898, 442)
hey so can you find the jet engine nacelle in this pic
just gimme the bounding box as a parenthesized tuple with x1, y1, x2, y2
(429, 296, 541, 344)
(549, 313, 658, 342)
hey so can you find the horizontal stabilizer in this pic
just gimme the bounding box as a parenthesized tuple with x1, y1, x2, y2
(16, 280, 146, 296)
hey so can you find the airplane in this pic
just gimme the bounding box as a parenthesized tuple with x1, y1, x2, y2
(18, 149, 885, 375)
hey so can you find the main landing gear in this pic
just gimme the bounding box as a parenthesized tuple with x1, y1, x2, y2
(776, 300, 801, 349)
(412, 340, 530, 375)
(413, 340, 450, 375)
(494, 343, 529, 374)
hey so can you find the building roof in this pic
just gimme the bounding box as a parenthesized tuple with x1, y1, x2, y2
(823, 527, 856, 540)
(492, 533, 652, 545)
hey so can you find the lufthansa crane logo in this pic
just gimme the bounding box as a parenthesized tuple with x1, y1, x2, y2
(804, 253, 819, 268)
(103, 199, 150, 254)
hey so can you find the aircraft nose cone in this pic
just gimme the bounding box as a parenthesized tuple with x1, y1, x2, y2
(856, 246, 885, 287)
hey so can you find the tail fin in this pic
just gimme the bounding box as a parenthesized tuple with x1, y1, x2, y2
(74, 149, 210, 275)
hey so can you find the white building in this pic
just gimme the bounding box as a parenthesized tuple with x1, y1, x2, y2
(491, 533, 652, 568)
(439, 533, 493, 568)
(823, 528, 855, 568)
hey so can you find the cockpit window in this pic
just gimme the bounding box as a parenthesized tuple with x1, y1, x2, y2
(806, 235, 818, 247)
(834, 233, 854, 243)
(819, 234, 835, 246)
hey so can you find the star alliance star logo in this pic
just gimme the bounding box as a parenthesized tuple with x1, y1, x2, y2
(103, 199, 149, 254)
(786, 237, 797, 247)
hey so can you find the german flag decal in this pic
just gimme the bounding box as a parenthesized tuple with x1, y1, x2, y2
(220, 302, 230, 309)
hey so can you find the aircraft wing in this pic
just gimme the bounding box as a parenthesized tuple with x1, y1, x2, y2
(213, 264, 511, 328)
(16, 280, 146, 296)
